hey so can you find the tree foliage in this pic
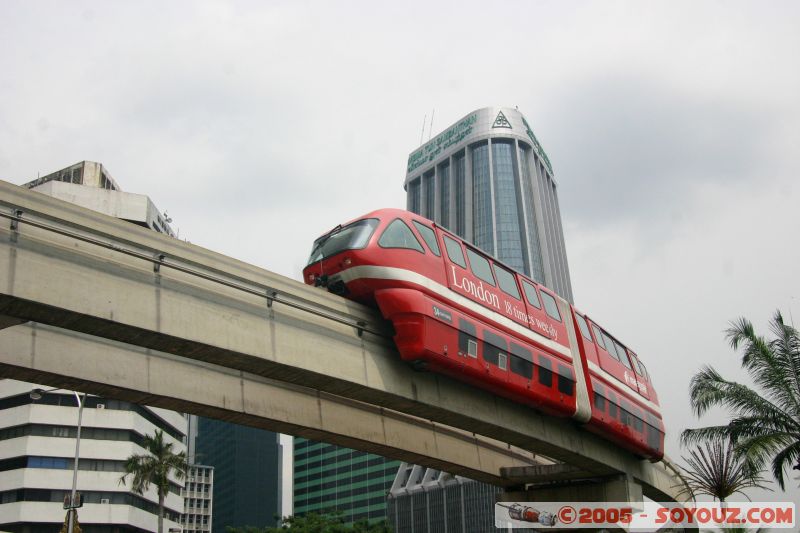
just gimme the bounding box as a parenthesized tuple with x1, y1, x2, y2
(678, 439, 769, 502)
(226, 513, 391, 533)
(119, 429, 187, 533)
(682, 311, 800, 489)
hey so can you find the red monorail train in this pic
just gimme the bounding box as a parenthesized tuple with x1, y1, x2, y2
(303, 208, 665, 460)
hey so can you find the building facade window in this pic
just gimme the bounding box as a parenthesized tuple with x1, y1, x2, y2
(519, 146, 545, 284)
(471, 143, 492, 255)
(438, 163, 450, 229)
(491, 141, 526, 274)
(453, 153, 466, 238)
(408, 179, 421, 214)
(423, 171, 435, 220)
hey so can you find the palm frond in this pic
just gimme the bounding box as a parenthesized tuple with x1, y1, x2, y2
(687, 310, 800, 491)
(678, 440, 769, 502)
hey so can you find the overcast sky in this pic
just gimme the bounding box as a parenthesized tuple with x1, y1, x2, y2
(2, 0, 799, 504)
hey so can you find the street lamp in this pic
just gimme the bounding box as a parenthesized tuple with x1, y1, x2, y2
(30, 387, 87, 533)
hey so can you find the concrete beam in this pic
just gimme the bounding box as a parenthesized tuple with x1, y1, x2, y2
(0, 180, 684, 501)
(0, 322, 537, 486)
(498, 474, 643, 505)
(500, 464, 595, 484)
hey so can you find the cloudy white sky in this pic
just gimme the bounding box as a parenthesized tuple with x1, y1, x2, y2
(2, 0, 799, 503)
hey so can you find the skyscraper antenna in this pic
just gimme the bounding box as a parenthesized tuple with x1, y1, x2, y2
(419, 114, 427, 145)
(428, 109, 435, 141)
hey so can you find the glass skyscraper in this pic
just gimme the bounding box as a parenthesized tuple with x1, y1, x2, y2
(292, 438, 399, 524)
(405, 107, 573, 303)
(195, 418, 281, 532)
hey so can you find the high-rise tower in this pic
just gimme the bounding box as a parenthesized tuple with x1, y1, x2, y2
(405, 107, 573, 302)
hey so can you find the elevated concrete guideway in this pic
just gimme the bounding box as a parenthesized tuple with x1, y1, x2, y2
(0, 180, 684, 501)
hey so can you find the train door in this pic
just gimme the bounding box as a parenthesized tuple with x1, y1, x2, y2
(587, 319, 638, 393)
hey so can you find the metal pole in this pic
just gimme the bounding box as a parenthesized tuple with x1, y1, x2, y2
(67, 392, 85, 533)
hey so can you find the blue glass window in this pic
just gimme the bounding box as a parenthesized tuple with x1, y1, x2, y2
(409, 179, 421, 214)
(491, 141, 525, 273)
(453, 154, 466, 238)
(424, 171, 435, 219)
(439, 163, 450, 229)
(28, 456, 69, 469)
(471, 143, 492, 254)
(519, 146, 545, 283)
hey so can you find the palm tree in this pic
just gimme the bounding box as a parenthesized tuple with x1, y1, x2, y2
(119, 429, 187, 533)
(682, 311, 800, 490)
(678, 439, 769, 502)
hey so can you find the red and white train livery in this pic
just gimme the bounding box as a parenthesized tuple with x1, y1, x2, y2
(303, 208, 665, 460)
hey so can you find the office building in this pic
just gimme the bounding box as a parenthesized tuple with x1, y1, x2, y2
(386, 464, 536, 533)
(293, 438, 399, 524)
(22, 161, 175, 237)
(405, 107, 573, 302)
(194, 418, 281, 533)
(0, 162, 185, 533)
(0, 380, 187, 533)
(181, 464, 213, 533)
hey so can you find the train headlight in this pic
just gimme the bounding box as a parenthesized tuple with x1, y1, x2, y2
(342, 257, 352, 267)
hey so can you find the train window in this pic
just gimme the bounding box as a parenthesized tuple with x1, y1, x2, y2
(594, 393, 605, 411)
(444, 236, 467, 268)
(537, 356, 553, 387)
(465, 249, 496, 286)
(482, 330, 506, 367)
(378, 219, 424, 253)
(412, 221, 440, 256)
(600, 332, 619, 361)
(521, 281, 542, 309)
(592, 324, 606, 349)
(558, 374, 574, 396)
(614, 342, 633, 370)
(638, 361, 649, 381)
(575, 314, 593, 342)
(458, 319, 478, 357)
(494, 265, 521, 300)
(539, 290, 562, 322)
(630, 353, 648, 379)
(467, 339, 478, 358)
(607, 393, 618, 418)
(498, 352, 508, 371)
(510, 344, 533, 378)
(557, 365, 575, 396)
(307, 218, 379, 265)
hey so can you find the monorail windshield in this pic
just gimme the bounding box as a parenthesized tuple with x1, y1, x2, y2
(307, 218, 378, 265)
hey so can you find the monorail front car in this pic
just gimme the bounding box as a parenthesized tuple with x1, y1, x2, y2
(303, 208, 664, 459)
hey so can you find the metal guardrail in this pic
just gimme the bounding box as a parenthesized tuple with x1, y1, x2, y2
(0, 199, 691, 500)
(1, 207, 388, 339)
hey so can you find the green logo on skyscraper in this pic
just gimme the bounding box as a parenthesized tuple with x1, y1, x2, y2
(492, 111, 512, 129)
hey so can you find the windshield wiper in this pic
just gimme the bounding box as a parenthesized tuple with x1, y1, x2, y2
(308, 224, 343, 262)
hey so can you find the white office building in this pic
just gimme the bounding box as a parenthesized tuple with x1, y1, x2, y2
(0, 162, 186, 533)
(181, 465, 213, 533)
(0, 380, 187, 533)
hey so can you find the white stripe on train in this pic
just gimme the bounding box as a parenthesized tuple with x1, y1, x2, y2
(337, 265, 662, 416)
